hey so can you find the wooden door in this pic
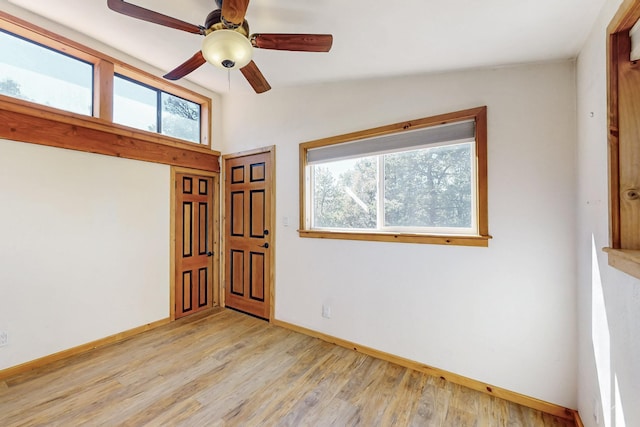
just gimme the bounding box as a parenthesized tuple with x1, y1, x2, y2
(175, 173, 215, 318)
(224, 150, 273, 320)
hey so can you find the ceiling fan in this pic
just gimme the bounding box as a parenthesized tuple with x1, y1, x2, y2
(106, 0, 333, 93)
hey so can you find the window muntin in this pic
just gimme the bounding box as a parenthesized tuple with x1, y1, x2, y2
(113, 74, 201, 144)
(0, 29, 93, 115)
(300, 107, 489, 246)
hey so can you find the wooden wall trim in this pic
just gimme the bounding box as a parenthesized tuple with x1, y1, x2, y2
(272, 319, 576, 421)
(0, 318, 170, 381)
(608, 0, 640, 33)
(574, 410, 585, 427)
(0, 97, 220, 172)
(606, 0, 640, 276)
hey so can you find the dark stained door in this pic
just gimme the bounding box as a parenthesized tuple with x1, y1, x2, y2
(224, 151, 272, 319)
(175, 173, 215, 318)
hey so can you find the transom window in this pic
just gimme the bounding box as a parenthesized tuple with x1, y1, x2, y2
(0, 15, 211, 146)
(114, 74, 201, 143)
(299, 107, 489, 246)
(0, 29, 93, 115)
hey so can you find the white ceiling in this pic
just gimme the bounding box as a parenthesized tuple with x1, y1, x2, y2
(6, 0, 607, 94)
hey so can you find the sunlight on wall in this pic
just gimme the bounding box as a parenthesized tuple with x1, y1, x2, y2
(614, 374, 627, 427)
(591, 235, 630, 426)
(592, 234, 611, 426)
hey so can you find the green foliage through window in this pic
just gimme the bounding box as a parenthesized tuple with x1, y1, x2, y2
(311, 142, 474, 233)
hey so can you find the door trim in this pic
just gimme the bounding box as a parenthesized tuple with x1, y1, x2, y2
(222, 146, 276, 321)
(170, 166, 221, 321)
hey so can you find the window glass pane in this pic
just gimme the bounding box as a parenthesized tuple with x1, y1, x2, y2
(0, 29, 92, 115)
(312, 157, 378, 229)
(384, 143, 473, 229)
(113, 75, 158, 132)
(161, 92, 200, 143)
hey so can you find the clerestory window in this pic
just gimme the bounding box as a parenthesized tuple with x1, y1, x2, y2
(0, 14, 211, 146)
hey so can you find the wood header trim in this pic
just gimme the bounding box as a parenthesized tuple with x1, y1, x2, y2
(608, 0, 640, 33)
(0, 97, 220, 172)
(300, 106, 487, 150)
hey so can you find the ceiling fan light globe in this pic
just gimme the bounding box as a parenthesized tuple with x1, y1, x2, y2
(201, 30, 252, 70)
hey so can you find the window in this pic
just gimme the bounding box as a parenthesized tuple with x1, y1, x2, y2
(0, 29, 93, 115)
(605, 0, 640, 280)
(0, 13, 211, 146)
(114, 75, 201, 143)
(299, 106, 490, 246)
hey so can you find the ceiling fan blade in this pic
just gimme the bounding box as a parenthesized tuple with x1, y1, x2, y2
(250, 34, 333, 52)
(221, 0, 250, 27)
(240, 61, 271, 94)
(163, 51, 207, 80)
(107, 0, 203, 34)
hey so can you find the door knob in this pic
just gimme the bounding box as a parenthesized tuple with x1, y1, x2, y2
(207, 251, 213, 257)
(259, 243, 269, 249)
(264, 229, 269, 235)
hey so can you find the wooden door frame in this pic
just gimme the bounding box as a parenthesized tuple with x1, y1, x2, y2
(170, 166, 221, 321)
(221, 146, 276, 321)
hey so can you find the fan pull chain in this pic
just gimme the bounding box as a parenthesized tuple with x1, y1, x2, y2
(228, 69, 231, 92)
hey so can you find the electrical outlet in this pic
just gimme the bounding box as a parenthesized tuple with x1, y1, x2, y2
(0, 330, 8, 347)
(322, 304, 331, 319)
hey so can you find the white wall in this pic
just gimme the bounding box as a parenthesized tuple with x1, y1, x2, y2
(0, 4, 224, 372)
(576, 0, 640, 426)
(222, 61, 578, 407)
(0, 140, 170, 370)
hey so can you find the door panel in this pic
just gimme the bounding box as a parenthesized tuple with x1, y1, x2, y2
(224, 151, 272, 319)
(175, 173, 215, 318)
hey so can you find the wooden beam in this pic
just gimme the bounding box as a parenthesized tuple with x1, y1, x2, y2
(0, 97, 220, 172)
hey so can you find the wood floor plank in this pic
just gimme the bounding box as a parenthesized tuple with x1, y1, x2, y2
(219, 337, 336, 424)
(0, 309, 576, 427)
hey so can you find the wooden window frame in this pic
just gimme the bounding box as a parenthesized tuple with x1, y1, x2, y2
(605, 0, 640, 280)
(0, 11, 212, 148)
(298, 106, 490, 247)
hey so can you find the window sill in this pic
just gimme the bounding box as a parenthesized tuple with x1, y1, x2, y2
(603, 248, 640, 280)
(298, 229, 491, 247)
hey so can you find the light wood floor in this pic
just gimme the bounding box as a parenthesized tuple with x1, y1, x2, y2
(0, 309, 575, 426)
